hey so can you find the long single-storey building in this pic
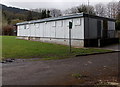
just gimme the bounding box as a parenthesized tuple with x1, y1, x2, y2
(16, 13, 119, 47)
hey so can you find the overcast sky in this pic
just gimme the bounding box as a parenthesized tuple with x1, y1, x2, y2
(1, 0, 119, 10)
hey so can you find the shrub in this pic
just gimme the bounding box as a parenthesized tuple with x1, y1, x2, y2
(2, 25, 14, 35)
(116, 20, 120, 31)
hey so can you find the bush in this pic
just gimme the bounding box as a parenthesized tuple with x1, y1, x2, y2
(2, 25, 15, 36)
(116, 20, 120, 31)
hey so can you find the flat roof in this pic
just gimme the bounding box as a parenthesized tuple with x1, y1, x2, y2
(16, 13, 116, 25)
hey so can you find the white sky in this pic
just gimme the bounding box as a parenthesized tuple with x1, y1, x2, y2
(1, 0, 119, 10)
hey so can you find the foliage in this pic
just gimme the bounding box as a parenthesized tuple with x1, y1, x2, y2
(26, 11, 33, 21)
(2, 4, 52, 36)
(72, 73, 82, 78)
(2, 36, 112, 60)
(1, 1, 120, 25)
(2, 4, 51, 25)
(32, 8, 62, 17)
(72, 73, 88, 79)
(1, 2, 120, 36)
(46, 10, 51, 18)
(2, 25, 14, 35)
(116, 13, 120, 20)
(2, 10, 26, 24)
(64, 4, 96, 15)
(2, 12, 8, 27)
(10, 19, 24, 25)
(77, 4, 96, 15)
(41, 9, 47, 19)
(94, 3, 106, 17)
(116, 20, 120, 30)
(106, 2, 119, 19)
(49, 8, 62, 17)
(1, 4, 27, 14)
(40, 9, 51, 19)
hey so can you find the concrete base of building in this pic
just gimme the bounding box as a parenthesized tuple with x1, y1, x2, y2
(16, 36, 84, 47)
(84, 38, 119, 47)
(16, 36, 119, 47)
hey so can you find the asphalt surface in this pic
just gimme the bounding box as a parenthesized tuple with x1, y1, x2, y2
(101, 44, 120, 51)
(2, 52, 119, 85)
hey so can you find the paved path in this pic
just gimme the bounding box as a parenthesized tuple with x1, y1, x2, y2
(2, 52, 119, 85)
(101, 44, 120, 51)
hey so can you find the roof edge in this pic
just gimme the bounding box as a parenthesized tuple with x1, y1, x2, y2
(16, 12, 84, 25)
(16, 12, 116, 25)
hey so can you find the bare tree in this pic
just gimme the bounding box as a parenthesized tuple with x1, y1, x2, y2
(117, 1, 120, 20)
(30, 1, 120, 19)
(31, 8, 42, 13)
(63, 8, 71, 15)
(95, 3, 106, 17)
(63, 4, 96, 15)
(118, 1, 120, 14)
(70, 7, 78, 13)
(49, 8, 62, 17)
(77, 4, 95, 15)
(116, 2, 119, 19)
(63, 7, 78, 15)
(106, 2, 118, 18)
(31, 8, 62, 18)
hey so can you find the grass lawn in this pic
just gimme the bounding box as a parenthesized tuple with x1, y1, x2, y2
(1, 36, 112, 60)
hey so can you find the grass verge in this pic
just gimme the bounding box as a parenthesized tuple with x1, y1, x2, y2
(1, 36, 112, 60)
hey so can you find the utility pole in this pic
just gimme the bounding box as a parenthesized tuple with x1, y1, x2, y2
(69, 21, 72, 53)
(88, 0, 89, 14)
(87, 0, 90, 38)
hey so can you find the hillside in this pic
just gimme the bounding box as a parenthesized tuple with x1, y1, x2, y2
(1, 4, 28, 14)
(1, 4, 47, 25)
(1, 4, 52, 35)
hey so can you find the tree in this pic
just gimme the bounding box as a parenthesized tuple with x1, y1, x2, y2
(41, 9, 47, 19)
(26, 11, 33, 21)
(11, 19, 24, 25)
(116, 2, 120, 30)
(46, 10, 51, 18)
(117, 13, 120, 20)
(2, 25, 13, 35)
(31, 8, 52, 19)
(117, 1, 120, 20)
(70, 7, 78, 14)
(77, 5, 88, 13)
(2, 12, 8, 27)
(106, 2, 118, 18)
(116, 20, 120, 30)
(50, 9, 62, 17)
(95, 3, 106, 17)
(63, 4, 96, 15)
(63, 8, 71, 15)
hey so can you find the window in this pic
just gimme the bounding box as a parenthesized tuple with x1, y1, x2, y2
(74, 19, 81, 26)
(52, 21, 56, 27)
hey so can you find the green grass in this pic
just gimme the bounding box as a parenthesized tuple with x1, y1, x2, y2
(1, 36, 112, 60)
(72, 73, 83, 78)
(72, 73, 88, 79)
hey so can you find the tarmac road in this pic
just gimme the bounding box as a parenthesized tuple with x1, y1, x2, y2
(2, 52, 119, 85)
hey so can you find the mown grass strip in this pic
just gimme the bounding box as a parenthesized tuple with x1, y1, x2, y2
(1, 36, 112, 60)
